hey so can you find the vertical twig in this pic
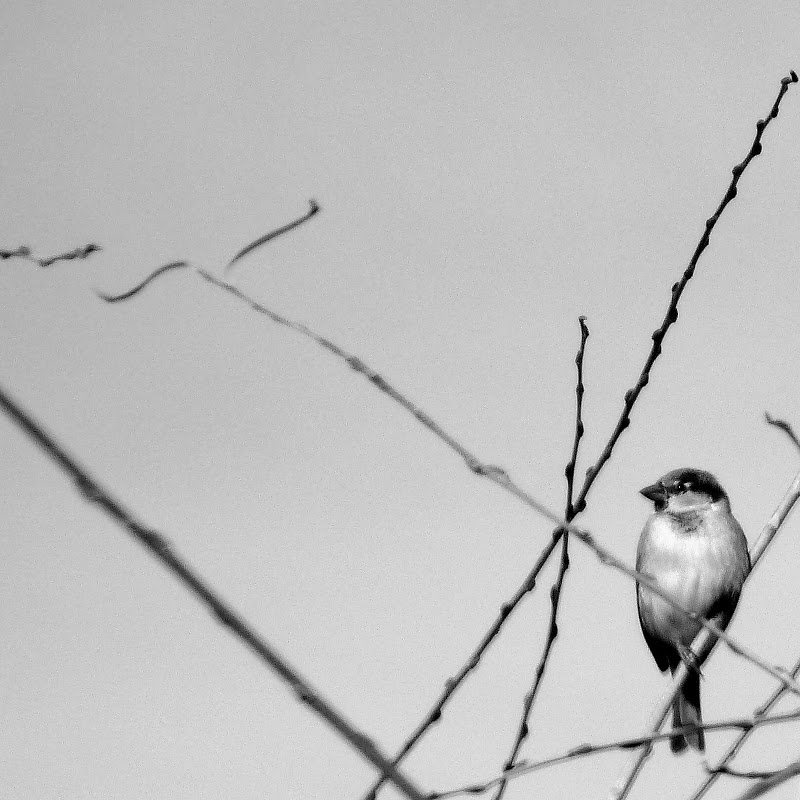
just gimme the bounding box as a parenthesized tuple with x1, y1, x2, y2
(490, 317, 589, 800)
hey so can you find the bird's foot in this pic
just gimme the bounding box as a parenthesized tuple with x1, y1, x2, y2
(677, 645, 703, 677)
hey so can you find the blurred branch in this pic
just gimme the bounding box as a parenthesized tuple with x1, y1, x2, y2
(611, 464, 800, 800)
(0, 381, 428, 800)
(1, 243, 101, 267)
(731, 759, 800, 800)
(225, 198, 319, 273)
(491, 316, 589, 800)
(428, 706, 800, 799)
(707, 764, 785, 781)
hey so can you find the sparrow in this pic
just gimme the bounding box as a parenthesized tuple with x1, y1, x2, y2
(636, 468, 750, 752)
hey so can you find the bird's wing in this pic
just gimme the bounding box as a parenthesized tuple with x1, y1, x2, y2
(636, 583, 674, 672)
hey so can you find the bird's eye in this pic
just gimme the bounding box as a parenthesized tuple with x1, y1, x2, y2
(679, 480, 692, 491)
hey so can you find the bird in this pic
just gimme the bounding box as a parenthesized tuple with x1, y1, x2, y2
(636, 467, 750, 753)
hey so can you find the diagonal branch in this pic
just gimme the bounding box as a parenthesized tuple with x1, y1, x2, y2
(731, 758, 800, 800)
(0, 382, 428, 800)
(491, 316, 589, 800)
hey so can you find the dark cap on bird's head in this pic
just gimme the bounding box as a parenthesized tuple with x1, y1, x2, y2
(640, 468, 727, 510)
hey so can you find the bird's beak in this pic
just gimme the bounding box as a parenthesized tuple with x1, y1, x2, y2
(640, 482, 667, 503)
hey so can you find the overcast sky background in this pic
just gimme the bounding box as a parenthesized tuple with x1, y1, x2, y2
(2, 2, 800, 799)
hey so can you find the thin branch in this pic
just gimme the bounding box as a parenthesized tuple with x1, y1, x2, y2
(1, 245, 32, 260)
(0, 382, 428, 800)
(1, 243, 101, 267)
(96, 261, 190, 303)
(706, 764, 783, 781)
(225, 198, 320, 273)
(610, 465, 800, 800)
(566, 316, 590, 518)
(691, 653, 800, 799)
(428, 707, 800, 799)
(491, 316, 589, 800)
(765, 412, 800, 455)
(572, 70, 798, 520)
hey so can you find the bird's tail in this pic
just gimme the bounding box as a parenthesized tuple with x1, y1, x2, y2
(670, 669, 704, 753)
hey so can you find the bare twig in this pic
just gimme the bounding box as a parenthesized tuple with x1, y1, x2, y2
(0, 245, 32, 260)
(428, 707, 800, 799)
(491, 317, 589, 800)
(1, 243, 101, 267)
(706, 764, 782, 781)
(611, 465, 800, 800)
(225, 198, 319, 273)
(96, 261, 189, 302)
(0, 382, 428, 800)
(566, 316, 590, 518)
(574, 70, 798, 519)
(765, 412, 800, 455)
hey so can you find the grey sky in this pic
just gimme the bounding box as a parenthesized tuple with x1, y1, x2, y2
(2, 2, 800, 799)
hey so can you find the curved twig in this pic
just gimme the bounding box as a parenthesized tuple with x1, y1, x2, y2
(491, 316, 589, 800)
(225, 198, 319, 273)
(95, 261, 190, 303)
(765, 412, 800, 455)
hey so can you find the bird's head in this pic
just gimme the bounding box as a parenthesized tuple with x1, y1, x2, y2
(640, 468, 727, 513)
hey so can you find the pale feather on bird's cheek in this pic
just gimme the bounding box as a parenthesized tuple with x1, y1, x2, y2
(666, 490, 714, 511)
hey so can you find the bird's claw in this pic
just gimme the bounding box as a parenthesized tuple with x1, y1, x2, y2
(677, 645, 703, 678)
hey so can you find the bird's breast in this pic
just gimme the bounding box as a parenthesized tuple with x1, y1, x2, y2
(637, 510, 747, 648)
